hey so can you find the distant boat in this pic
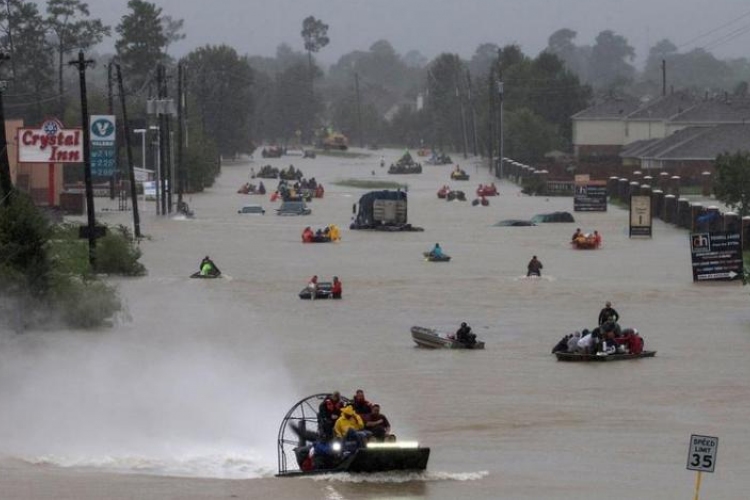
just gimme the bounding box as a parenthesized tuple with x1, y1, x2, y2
(555, 351, 656, 362)
(411, 326, 485, 349)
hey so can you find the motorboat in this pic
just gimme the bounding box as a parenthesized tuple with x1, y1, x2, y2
(410, 326, 485, 349)
(276, 393, 430, 476)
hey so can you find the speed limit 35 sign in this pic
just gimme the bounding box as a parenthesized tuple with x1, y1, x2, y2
(687, 434, 718, 473)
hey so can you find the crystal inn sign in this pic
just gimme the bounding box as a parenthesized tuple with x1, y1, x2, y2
(18, 119, 83, 163)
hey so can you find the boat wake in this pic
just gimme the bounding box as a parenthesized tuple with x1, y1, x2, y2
(22, 451, 276, 479)
(311, 470, 489, 483)
(513, 275, 555, 282)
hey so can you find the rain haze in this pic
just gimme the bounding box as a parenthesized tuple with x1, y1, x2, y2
(86, 0, 750, 64)
(2, 0, 750, 499)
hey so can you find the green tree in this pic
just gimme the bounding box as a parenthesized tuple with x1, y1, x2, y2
(45, 0, 110, 117)
(300, 15, 329, 76)
(588, 30, 635, 91)
(183, 44, 254, 157)
(115, 0, 167, 91)
(426, 53, 465, 151)
(504, 107, 561, 162)
(0, 0, 55, 123)
(714, 151, 750, 216)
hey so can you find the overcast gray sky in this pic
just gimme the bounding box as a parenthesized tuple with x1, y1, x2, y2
(86, 0, 750, 66)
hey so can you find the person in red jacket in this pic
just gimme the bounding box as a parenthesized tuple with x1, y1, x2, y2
(302, 226, 314, 243)
(630, 329, 644, 354)
(331, 276, 342, 299)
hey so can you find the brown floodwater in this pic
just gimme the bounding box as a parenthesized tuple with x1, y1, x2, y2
(1, 149, 749, 500)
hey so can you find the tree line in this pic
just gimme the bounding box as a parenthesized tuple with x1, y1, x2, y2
(2, 1, 750, 178)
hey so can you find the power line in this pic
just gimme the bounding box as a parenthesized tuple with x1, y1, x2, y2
(676, 8, 750, 51)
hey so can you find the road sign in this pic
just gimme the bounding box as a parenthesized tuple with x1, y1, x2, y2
(90, 115, 117, 177)
(574, 181, 607, 212)
(687, 434, 718, 473)
(690, 231, 743, 282)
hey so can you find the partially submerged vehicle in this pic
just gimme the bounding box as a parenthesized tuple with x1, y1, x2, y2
(262, 146, 284, 158)
(494, 219, 536, 227)
(532, 211, 575, 223)
(253, 165, 280, 179)
(277, 200, 312, 216)
(299, 282, 338, 299)
(238, 204, 266, 215)
(411, 326, 485, 349)
(276, 393, 430, 476)
(350, 190, 423, 231)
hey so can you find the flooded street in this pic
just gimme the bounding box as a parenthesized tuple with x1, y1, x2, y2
(2, 149, 750, 500)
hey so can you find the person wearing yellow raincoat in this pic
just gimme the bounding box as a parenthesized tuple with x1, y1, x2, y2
(328, 224, 340, 242)
(334, 405, 369, 450)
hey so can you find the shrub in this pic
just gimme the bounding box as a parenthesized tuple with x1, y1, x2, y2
(95, 225, 146, 276)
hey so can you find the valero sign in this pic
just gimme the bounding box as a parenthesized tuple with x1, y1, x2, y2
(18, 118, 83, 164)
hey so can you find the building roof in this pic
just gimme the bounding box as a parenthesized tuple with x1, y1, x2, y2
(620, 138, 661, 158)
(670, 98, 750, 124)
(572, 95, 642, 120)
(648, 124, 750, 160)
(627, 91, 698, 120)
(637, 127, 714, 160)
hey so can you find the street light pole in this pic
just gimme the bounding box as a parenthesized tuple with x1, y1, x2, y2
(150, 125, 160, 214)
(497, 80, 504, 179)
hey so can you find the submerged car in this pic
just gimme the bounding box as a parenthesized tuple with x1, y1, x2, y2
(277, 200, 312, 216)
(531, 211, 575, 223)
(238, 204, 266, 214)
(494, 219, 537, 227)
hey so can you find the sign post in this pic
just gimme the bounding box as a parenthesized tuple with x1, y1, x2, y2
(574, 174, 608, 212)
(686, 434, 718, 500)
(689, 232, 743, 281)
(630, 195, 652, 237)
(89, 115, 116, 177)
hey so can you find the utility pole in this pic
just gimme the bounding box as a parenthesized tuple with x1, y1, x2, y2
(116, 63, 141, 238)
(487, 68, 495, 171)
(662, 59, 666, 97)
(354, 72, 364, 148)
(466, 70, 478, 157)
(107, 61, 116, 201)
(69, 50, 97, 267)
(157, 64, 167, 215)
(0, 52, 12, 206)
(177, 62, 184, 206)
(456, 83, 468, 160)
(497, 79, 504, 179)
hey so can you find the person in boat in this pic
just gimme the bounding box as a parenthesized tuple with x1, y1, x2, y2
(351, 389, 372, 415)
(318, 391, 344, 440)
(331, 276, 342, 299)
(429, 243, 444, 259)
(302, 226, 314, 243)
(527, 255, 543, 277)
(567, 331, 582, 353)
(552, 333, 571, 354)
(364, 403, 392, 442)
(456, 322, 477, 348)
(328, 224, 340, 242)
(199, 256, 219, 276)
(593, 230, 602, 247)
(308, 275, 319, 300)
(258, 181, 266, 195)
(577, 329, 593, 354)
(572, 228, 582, 242)
(599, 330, 618, 355)
(598, 301, 620, 326)
(619, 328, 644, 354)
(380, 155, 385, 167)
(334, 405, 369, 451)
